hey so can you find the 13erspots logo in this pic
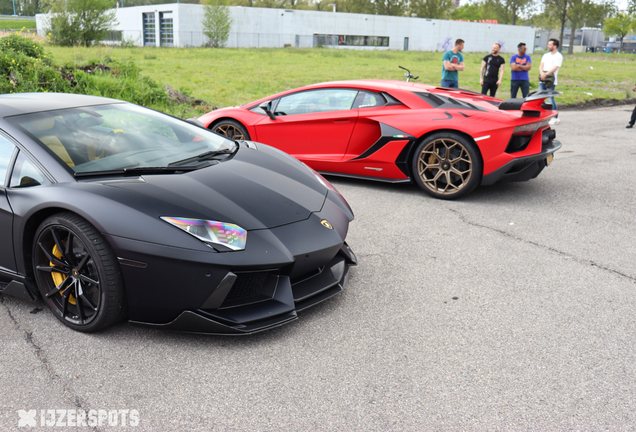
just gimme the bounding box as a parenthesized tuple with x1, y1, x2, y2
(18, 409, 140, 427)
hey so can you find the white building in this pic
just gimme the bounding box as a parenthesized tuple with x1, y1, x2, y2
(36, 5, 536, 53)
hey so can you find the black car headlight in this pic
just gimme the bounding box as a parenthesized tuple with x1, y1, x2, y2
(161, 217, 247, 251)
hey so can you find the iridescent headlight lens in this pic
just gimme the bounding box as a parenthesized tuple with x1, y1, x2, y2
(161, 217, 247, 251)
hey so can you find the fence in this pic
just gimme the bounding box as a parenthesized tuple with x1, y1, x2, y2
(106, 30, 319, 49)
(0, 14, 35, 20)
(103, 30, 400, 49)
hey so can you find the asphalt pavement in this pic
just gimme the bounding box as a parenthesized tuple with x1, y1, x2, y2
(2, 105, 636, 431)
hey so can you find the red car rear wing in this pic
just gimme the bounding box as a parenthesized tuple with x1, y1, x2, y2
(499, 90, 562, 117)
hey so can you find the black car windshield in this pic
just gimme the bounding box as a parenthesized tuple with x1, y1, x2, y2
(7, 103, 236, 174)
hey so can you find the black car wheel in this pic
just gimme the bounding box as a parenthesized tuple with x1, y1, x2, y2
(211, 120, 250, 141)
(33, 213, 126, 332)
(412, 133, 483, 200)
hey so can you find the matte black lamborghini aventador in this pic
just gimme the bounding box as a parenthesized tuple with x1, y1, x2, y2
(0, 93, 356, 335)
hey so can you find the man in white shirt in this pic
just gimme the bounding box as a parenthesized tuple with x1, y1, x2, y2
(539, 38, 563, 124)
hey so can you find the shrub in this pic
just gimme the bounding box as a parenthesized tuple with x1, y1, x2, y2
(71, 60, 170, 107)
(0, 34, 70, 94)
(202, 0, 233, 48)
(1, 33, 47, 62)
(45, 0, 118, 47)
(0, 33, 202, 118)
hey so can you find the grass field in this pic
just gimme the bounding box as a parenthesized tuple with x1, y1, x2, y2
(0, 20, 36, 30)
(46, 45, 636, 115)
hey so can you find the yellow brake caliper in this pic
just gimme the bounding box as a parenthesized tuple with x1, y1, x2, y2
(51, 244, 76, 305)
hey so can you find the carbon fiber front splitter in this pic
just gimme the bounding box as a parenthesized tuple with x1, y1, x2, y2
(130, 244, 356, 335)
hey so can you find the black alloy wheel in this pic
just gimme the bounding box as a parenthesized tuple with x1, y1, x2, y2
(211, 120, 251, 141)
(33, 213, 126, 332)
(411, 132, 483, 200)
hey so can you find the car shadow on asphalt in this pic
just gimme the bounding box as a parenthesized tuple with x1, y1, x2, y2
(327, 174, 554, 205)
(76, 287, 351, 348)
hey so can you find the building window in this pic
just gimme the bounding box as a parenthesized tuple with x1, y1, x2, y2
(143, 12, 156, 47)
(105, 31, 123, 42)
(313, 34, 389, 47)
(160, 12, 174, 47)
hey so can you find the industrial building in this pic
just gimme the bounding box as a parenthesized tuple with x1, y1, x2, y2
(36, 4, 537, 53)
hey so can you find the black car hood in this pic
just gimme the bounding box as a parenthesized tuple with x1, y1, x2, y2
(98, 145, 327, 231)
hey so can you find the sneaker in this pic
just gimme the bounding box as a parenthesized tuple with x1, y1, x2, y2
(549, 117, 561, 125)
(627, 124, 634, 129)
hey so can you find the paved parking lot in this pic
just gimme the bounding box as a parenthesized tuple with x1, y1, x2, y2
(2, 105, 636, 431)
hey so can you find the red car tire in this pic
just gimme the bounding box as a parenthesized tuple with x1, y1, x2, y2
(411, 132, 483, 200)
(210, 119, 251, 141)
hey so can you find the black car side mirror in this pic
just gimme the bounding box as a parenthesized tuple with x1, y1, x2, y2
(185, 118, 206, 128)
(260, 102, 276, 120)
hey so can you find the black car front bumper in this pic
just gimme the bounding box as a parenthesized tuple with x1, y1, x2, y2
(111, 190, 356, 335)
(481, 139, 562, 185)
(131, 243, 356, 335)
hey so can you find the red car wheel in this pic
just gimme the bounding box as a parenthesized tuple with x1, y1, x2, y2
(211, 120, 250, 141)
(412, 133, 483, 200)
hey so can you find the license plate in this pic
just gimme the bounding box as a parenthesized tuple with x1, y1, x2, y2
(546, 154, 554, 166)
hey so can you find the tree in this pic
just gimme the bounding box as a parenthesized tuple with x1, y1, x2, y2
(603, 12, 636, 52)
(338, 0, 375, 14)
(410, 0, 455, 19)
(480, 0, 536, 25)
(202, 0, 233, 48)
(543, 0, 614, 51)
(45, 0, 117, 46)
(121, 0, 199, 5)
(374, 0, 407, 16)
(543, 0, 572, 50)
(566, 0, 613, 53)
(0, 0, 44, 15)
(451, 3, 484, 21)
(531, 8, 561, 39)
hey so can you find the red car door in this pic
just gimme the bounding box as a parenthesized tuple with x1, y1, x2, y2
(345, 91, 412, 159)
(253, 88, 359, 161)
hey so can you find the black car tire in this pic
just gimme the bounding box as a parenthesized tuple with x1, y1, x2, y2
(33, 212, 126, 332)
(211, 119, 251, 141)
(411, 132, 483, 200)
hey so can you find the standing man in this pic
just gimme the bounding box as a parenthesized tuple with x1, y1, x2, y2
(480, 43, 505, 97)
(510, 42, 532, 98)
(441, 39, 465, 89)
(627, 84, 636, 128)
(539, 38, 563, 124)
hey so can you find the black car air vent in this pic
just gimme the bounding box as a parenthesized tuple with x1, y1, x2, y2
(414, 92, 486, 112)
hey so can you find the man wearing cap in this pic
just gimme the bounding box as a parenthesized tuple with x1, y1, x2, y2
(510, 42, 532, 98)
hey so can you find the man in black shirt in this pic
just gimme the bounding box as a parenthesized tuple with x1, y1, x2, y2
(480, 43, 505, 97)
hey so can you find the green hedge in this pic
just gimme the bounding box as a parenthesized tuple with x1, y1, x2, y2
(0, 33, 180, 110)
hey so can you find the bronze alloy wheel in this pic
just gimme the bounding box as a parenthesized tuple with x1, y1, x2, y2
(412, 133, 482, 199)
(212, 120, 250, 141)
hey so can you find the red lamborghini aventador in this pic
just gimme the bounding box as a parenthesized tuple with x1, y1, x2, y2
(198, 80, 562, 199)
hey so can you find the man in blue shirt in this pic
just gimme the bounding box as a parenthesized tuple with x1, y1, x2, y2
(441, 39, 465, 88)
(510, 42, 532, 98)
